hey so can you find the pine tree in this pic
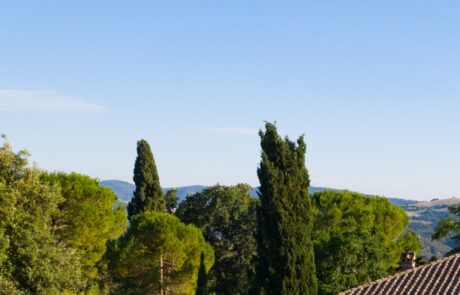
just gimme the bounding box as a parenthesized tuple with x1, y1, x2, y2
(196, 252, 208, 295)
(254, 122, 317, 295)
(128, 139, 165, 219)
(109, 212, 214, 294)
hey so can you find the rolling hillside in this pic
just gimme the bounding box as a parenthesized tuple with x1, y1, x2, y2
(404, 198, 460, 258)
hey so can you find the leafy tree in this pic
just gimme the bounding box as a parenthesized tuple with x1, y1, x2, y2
(165, 189, 179, 213)
(313, 228, 387, 295)
(311, 190, 413, 294)
(40, 172, 128, 284)
(128, 139, 165, 218)
(177, 184, 258, 295)
(0, 136, 82, 294)
(110, 211, 214, 295)
(195, 253, 208, 295)
(254, 123, 317, 295)
(433, 205, 460, 254)
(397, 231, 423, 254)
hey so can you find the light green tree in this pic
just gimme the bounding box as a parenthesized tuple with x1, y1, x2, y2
(0, 136, 82, 294)
(311, 190, 418, 294)
(397, 231, 423, 254)
(40, 172, 128, 285)
(110, 211, 214, 295)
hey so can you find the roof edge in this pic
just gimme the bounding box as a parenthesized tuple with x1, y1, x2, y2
(338, 253, 460, 295)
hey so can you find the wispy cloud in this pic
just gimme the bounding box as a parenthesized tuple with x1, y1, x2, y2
(200, 127, 259, 136)
(0, 89, 105, 112)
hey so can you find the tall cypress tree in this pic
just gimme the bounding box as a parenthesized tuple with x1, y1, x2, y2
(128, 139, 165, 219)
(196, 252, 208, 295)
(254, 122, 317, 295)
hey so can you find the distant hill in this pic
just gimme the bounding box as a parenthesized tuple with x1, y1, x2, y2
(408, 197, 460, 208)
(100, 179, 457, 258)
(100, 180, 135, 203)
(167, 185, 207, 201)
(101, 180, 419, 207)
(100, 180, 205, 204)
(403, 199, 460, 258)
(102, 180, 345, 203)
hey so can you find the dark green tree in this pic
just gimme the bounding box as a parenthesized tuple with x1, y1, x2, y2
(196, 253, 208, 295)
(177, 184, 258, 295)
(128, 139, 165, 219)
(254, 122, 317, 295)
(165, 188, 179, 213)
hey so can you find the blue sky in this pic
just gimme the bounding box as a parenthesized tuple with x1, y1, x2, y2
(1, 1, 459, 200)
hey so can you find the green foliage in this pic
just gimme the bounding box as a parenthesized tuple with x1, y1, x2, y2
(177, 184, 258, 295)
(165, 189, 179, 213)
(40, 172, 128, 284)
(195, 253, 208, 295)
(311, 190, 410, 294)
(397, 231, 423, 254)
(0, 132, 432, 295)
(0, 136, 82, 294)
(314, 228, 387, 295)
(128, 139, 165, 218)
(110, 211, 214, 295)
(254, 122, 317, 295)
(433, 205, 460, 254)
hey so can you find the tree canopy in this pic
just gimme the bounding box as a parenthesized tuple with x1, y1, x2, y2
(0, 125, 432, 295)
(109, 211, 214, 295)
(0, 137, 82, 294)
(177, 184, 258, 295)
(40, 172, 128, 283)
(311, 190, 419, 294)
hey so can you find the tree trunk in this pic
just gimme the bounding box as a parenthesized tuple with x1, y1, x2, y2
(160, 254, 164, 295)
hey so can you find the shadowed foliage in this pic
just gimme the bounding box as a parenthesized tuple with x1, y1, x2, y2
(128, 140, 165, 219)
(253, 122, 317, 295)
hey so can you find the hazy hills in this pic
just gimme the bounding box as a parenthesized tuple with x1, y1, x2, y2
(100, 179, 459, 258)
(100, 180, 416, 206)
(100, 180, 206, 204)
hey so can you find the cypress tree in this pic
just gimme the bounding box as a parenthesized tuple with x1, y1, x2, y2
(128, 139, 165, 219)
(254, 122, 317, 295)
(196, 252, 208, 295)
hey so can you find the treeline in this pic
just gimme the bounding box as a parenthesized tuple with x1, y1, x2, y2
(0, 136, 126, 294)
(0, 123, 424, 295)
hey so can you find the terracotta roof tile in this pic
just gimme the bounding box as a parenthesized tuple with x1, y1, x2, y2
(339, 254, 460, 295)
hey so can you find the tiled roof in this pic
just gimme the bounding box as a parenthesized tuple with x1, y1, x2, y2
(339, 254, 460, 295)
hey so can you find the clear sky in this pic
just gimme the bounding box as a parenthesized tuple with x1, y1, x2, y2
(1, 1, 459, 200)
